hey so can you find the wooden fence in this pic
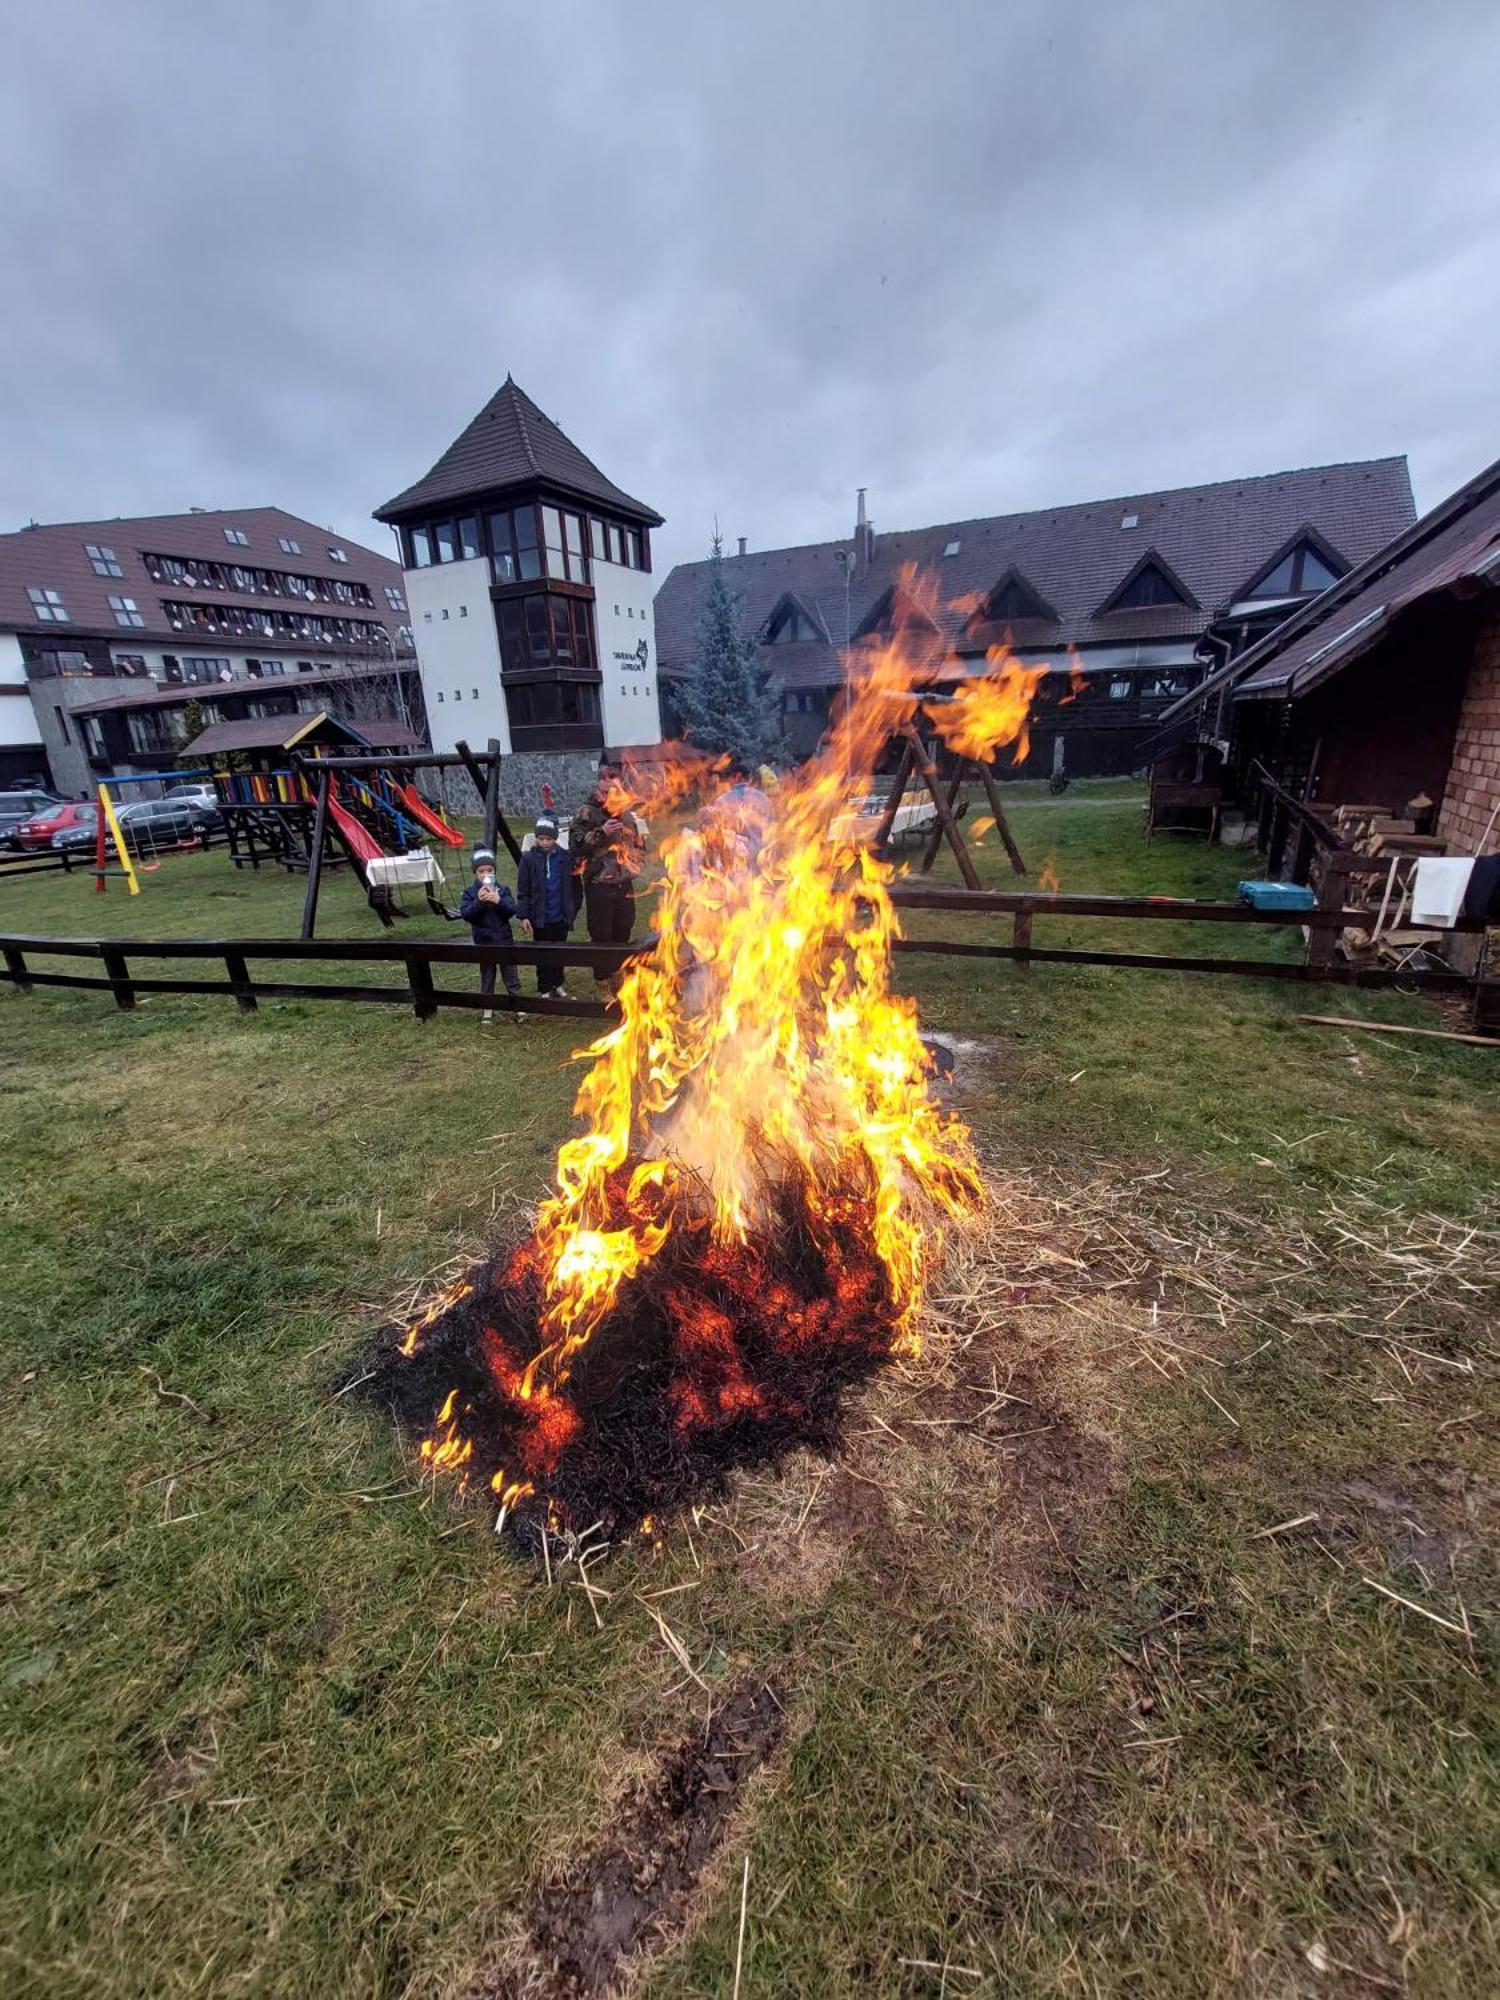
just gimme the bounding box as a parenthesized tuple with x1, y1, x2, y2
(887, 884, 1483, 988)
(1, 883, 1487, 1031)
(0, 934, 644, 1020)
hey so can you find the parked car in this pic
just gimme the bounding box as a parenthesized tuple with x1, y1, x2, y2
(0, 789, 63, 846)
(52, 813, 104, 853)
(114, 799, 207, 850)
(10, 800, 98, 851)
(163, 783, 219, 812)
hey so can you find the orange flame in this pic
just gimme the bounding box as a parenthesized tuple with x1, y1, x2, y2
(928, 648, 1047, 765)
(406, 572, 1042, 1490)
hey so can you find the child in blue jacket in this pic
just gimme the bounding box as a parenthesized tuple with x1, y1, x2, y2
(458, 846, 520, 1024)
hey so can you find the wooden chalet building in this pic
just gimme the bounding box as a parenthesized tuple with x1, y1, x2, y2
(653, 463, 1415, 773)
(1159, 452, 1500, 857)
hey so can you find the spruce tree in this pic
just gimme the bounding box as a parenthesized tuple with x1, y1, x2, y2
(675, 534, 785, 766)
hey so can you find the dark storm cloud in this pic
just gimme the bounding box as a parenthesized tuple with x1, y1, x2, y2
(3, 0, 1499, 577)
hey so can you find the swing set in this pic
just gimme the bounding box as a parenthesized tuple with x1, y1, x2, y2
(93, 768, 218, 896)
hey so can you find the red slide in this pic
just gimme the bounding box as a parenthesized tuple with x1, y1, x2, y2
(327, 794, 385, 876)
(394, 781, 465, 847)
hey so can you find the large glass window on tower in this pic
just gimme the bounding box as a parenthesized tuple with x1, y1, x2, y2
(488, 506, 542, 584)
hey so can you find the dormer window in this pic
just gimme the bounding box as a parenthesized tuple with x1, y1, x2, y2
(973, 569, 1058, 627)
(1242, 534, 1345, 600)
(763, 596, 823, 645)
(1097, 552, 1197, 614)
(854, 585, 939, 643)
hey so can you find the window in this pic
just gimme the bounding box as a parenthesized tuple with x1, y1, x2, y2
(436, 690, 444, 702)
(384, 585, 406, 610)
(459, 605, 468, 617)
(27, 586, 69, 622)
(433, 520, 457, 563)
(182, 656, 233, 685)
(410, 524, 433, 568)
(943, 540, 961, 558)
(590, 518, 609, 562)
(327, 546, 348, 564)
(457, 518, 480, 560)
(279, 536, 301, 555)
(85, 543, 123, 576)
(472, 687, 479, 700)
(494, 593, 597, 678)
(1245, 539, 1345, 599)
(504, 679, 600, 729)
(488, 506, 541, 584)
(854, 585, 939, 643)
(1099, 557, 1193, 613)
(541, 507, 564, 577)
(224, 527, 249, 547)
(298, 660, 315, 672)
(977, 571, 1057, 625)
(610, 523, 626, 566)
(108, 595, 145, 628)
(127, 710, 185, 755)
(81, 716, 107, 760)
(1121, 513, 1139, 530)
(1108, 678, 1132, 700)
(113, 653, 148, 676)
(764, 598, 822, 644)
(1142, 672, 1191, 699)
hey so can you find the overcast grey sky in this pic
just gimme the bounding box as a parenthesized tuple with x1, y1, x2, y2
(3, 0, 1499, 578)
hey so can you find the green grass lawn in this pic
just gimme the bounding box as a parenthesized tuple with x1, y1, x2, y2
(2, 788, 1498, 1998)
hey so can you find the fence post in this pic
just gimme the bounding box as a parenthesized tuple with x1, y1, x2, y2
(100, 945, 136, 1011)
(406, 952, 438, 1022)
(1306, 858, 1344, 972)
(1012, 908, 1033, 975)
(3, 944, 30, 993)
(224, 951, 257, 1014)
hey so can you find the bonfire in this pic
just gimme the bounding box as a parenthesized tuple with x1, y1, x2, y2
(370, 573, 1045, 1550)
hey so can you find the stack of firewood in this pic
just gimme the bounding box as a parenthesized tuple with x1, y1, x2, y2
(1332, 797, 1446, 860)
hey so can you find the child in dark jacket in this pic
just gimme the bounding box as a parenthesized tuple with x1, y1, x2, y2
(458, 846, 520, 1023)
(515, 816, 579, 997)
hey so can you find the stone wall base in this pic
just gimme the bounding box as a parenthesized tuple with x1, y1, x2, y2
(433, 750, 603, 831)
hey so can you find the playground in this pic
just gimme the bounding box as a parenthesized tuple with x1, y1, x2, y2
(4, 780, 1499, 1998)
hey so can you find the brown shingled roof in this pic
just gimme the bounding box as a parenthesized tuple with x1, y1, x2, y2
(1229, 457, 1500, 703)
(654, 458, 1415, 686)
(375, 377, 662, 526)
(183, 712, 370, 756)
(0, 506, 407, 651)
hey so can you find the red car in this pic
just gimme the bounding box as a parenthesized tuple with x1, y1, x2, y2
(11, 800, 98, 850)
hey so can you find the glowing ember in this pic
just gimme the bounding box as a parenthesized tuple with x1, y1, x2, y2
(369, 570, 1041, 1547)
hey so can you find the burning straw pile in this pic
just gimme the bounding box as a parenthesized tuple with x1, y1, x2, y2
(362, 574, 1044, 1551)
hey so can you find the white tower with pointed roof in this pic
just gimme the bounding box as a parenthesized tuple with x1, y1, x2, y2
(375, 378, 663, 802)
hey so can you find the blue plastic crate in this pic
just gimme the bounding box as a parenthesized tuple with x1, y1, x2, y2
(1237, 879, 1316, 912)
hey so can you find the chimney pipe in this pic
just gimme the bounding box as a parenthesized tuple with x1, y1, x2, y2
(737, 537, 747, 557)
(855, 487, 874, 568)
